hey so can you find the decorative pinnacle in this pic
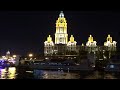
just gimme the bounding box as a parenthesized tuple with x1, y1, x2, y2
(7, 50, 10, 54)
(59, 11, 64, 18)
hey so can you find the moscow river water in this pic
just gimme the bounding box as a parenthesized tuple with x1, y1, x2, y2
(0, 67, 119, 79)
(0, 67, 17, 79)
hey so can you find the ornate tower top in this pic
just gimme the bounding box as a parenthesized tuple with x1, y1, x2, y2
(107, 34, 112, 43)
(82, 43, 84, 46)
(86, 35, 97, 47)
(104, 34, 117, 47)
(70, 35, 74, 43)
(88, 35, 93, 42)
(56, 11, 66, 24)
(47, 35, 52, 43)
(6, 50, 10, 55)
(67, 35, 77, 46)
(55, 11, 68, 44)
(59, 11, 64, 18)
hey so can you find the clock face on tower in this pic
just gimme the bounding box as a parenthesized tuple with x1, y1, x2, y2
(60, 19, 63, 23)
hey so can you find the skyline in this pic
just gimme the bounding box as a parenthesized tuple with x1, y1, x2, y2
(0, 11, 120, 55)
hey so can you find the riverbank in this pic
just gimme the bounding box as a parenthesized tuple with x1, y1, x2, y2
(17, 64, 94, 71)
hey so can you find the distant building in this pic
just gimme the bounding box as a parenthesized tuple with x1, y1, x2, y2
(44, 35, 54, 56)
(104, 34, 117, 51)
(86, 35, 97, 53)
(67, 35, 77, 52)
(86, 35, 97, 47)
(44, 11, 77, 56)
(6, 50, 11, 59)
(55, 11, 68, 45)
(44, 11, 117, 58)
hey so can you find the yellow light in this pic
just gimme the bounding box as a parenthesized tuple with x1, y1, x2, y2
(8, 67, 16, 72)
(70, 35, 74, 42)
(8, 67, 16, 79)
(88, 35, 93, 42)
(82, 43, 84, 46)
(107, 34, 112, 43)
(55, 11, 68, 44)
(29, 54, 33, 57)
(47, 35, 52, 42)
(13, 55, 16, 58)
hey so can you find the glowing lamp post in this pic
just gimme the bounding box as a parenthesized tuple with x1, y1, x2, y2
(29, 54, 33, 57)
(13, 55, 16, 58)
(29, 54, 33, 60)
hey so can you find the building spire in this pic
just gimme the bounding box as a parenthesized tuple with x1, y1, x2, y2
(59, 11, 64, 18)
(7, 50, 10, 55)
(47, 35, 52, 43)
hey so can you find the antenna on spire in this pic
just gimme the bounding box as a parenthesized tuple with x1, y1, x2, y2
(59, 11, 64, 18)
(61, 11, 63, 13)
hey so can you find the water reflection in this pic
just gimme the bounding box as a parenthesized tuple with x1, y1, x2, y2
(0, 67, 16, 79)
(0, 67, 119, 79)
(34, 70, 80, 79)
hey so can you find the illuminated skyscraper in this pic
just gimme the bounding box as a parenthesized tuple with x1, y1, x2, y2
(55, 11, 68, 44)
(44, 11, 77, 56)
(44, 12, 117, 57)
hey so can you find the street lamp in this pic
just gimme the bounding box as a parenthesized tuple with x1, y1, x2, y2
(29, 54, 33, 57)
(29, 54, 33, 60)
(13, 55, 17, 58)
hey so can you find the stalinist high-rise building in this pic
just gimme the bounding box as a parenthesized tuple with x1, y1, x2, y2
(44, 11, 117, 57)
(55, 11, 68, 45)
(44, 11, 77, 56)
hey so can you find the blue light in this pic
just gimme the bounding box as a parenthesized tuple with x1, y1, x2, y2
(110, 65, 114, 68)
(0, 59, 5, 62)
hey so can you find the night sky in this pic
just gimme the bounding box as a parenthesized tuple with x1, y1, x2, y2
(0, 11, 120, 55)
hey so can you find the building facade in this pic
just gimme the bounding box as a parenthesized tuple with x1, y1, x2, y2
(104, 34, 117, 51)
(86, 35, 97, 53)
(44, 11, 117, 57)
(44, 11, 77, 56)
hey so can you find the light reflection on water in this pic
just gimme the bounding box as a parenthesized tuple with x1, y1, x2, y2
(0, 67, 118, 79)
(0, 67, 16, 79)
(34, 70, 80, 79)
